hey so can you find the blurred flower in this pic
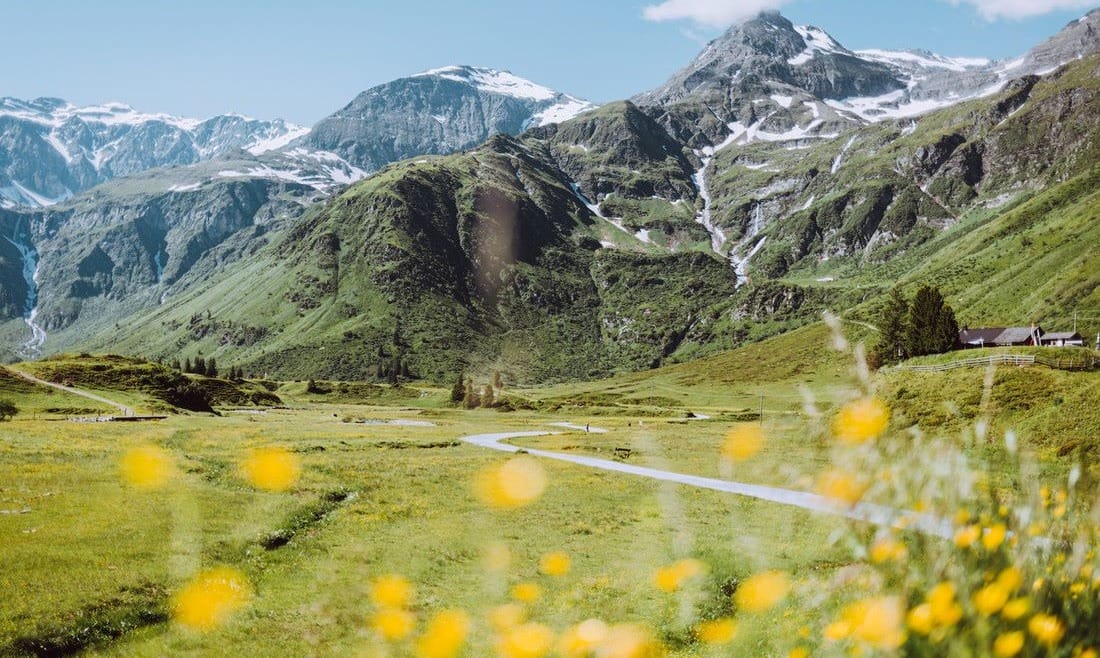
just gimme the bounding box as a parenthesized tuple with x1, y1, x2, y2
(416, 609, 470, 658)
(1028, 613, 1065, 646)
(928, 583, 963, 627)
(838, 597, 906, 649)
(993, 631, 1025, 657)
(539, 551, 571, 577)
(495, 622, 554, 658)
(120, 445, 174, 489)
(653, 558, 705, 593)
(476, 457, 547, 509)
(241, 447, 300, 491)
(789, 649, 809, 658)
(906, 603, 934, 635)
(817, 469, 868, 506)
(998, 567, 1023, 592)
(371, 574, 413, 609)
(735, 571, 790, 613)
(722, 424, 763, 462)
(833, 397, 889, 444)
(488, 603, 526, 632)
(599, 623, 663, 658)
(973, 582, 1010, 616)
(511, 582, 542, 604)
(695, 618, 737, 645)
(372, 608, 415, 641)
(558, 618, 608, 657)
(954, 525, 981, 549)
(982, 524, 1007, 550)
(1002, 598, 1030, 620)
(869, 536, 907, 563)
(171, 566, 251, 631)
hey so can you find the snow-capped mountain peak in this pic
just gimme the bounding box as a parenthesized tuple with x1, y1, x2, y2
(413, 65, 559, 102)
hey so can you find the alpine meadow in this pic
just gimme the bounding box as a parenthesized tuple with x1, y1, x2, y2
(1, 4, 1099, 657)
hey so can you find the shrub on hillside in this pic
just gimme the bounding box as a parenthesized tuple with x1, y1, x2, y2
(0, 398, 16, 421)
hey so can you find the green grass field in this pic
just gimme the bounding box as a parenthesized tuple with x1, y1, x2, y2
(1, 329, 1097, 656)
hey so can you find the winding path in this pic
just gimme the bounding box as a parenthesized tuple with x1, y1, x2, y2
(6, 367, 135, 417)
(463, 429, 953, 539)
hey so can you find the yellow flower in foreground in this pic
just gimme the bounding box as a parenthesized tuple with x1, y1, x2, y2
(476, 456, 547, 509)
(372, 608, 415, 641)
(241, 447, 300, 491)
(416, 609, 470, 658)
(120, 445, 174, 489)
(488, 603, 527, 633)
(954, 524, 981, 549)
(599, 623, 663, 658)
(558, 619, 609, 657)
(653, 558, 705, 593)
(722, 424, 764, 462)
(735, 571, 790, 613)
(1002, 598, 1030, 620)
(371, 574, 413, 609)
(789, 649, 809, 658)
(973, 582, 1010, 616)
(906, 603, 934, 635)
(539, 551, 571, 577)
(982, 524, 1008, 550)
(840, 597, 906, 649)
(817, 469, 868, 506)
(1028, 613, 1065, 646)
(869, 536, 908, 563)
(696, 618, 737, 645)
(511, 582, 542, 604)
(993, 631, 1025, 657)
(833, 397, 889, 444)
(495, 622, 555, 658)
(927, 583, 963, 627)
(998, 567, 1023, 592)
(171, 566, 251, 631)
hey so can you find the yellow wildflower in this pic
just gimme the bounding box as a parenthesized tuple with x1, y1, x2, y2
(973, 582, 1010, 616)
(511, 582, 542, 604)
(869, 537, 907, 563)
(817, 469, 868, 506)
(558, 619, 608, 657)
(695, 618, 737, 645)
(539, 551, 571, 577)
(906, 603, 934, 635)
(735, 571, 790, 613)
(841, 597, 906, 650)
(954, 524, 981, 549)
(476, 457, 547, 509)
(1028, 614, 1064, 646)
(653, 559, 705, 593)
(993, 631, 1025, 657)
(998, 567, 1023, 591)
(416, 609, 470, 658)
(488, 603, 526, 632)
(1002, 598, 1030, 620)
(824, 620, 852, 641)
(373, 608, 415, 641)
(982, 524, 1007, 550)
(722, 424, 764, 462)
(833, 397, 889, 444)
(371, 574, 413, 609)
(599, 623, 663, 658)
(171, 566, 251, 631)
(789, 649, 810, 658)
(495, 622, 555, 658)
(120, 445, 174, 489)
(928, 583, 963, 627)
(241, 447, 300, 491)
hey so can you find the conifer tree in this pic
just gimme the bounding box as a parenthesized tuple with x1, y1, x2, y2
(874, 287, 910, 365)
(206, 357, 218, 378)
(481, 384, 495, 408)
(464, 380, 479, 409)
(493, 371, 503, 389)
(194, 356, 206, 375)
(183, 357, 192, 374)
(905, 285, 959, 357)
(450, 373, 466, 403)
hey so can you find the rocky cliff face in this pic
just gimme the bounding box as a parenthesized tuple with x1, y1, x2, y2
(0, 98, 307, 208)
(303, 66, 595, 172)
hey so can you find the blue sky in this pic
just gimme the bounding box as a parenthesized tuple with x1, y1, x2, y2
(1, 0, 1093, 125)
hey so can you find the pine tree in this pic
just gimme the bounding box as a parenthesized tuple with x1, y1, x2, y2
(481, 384, 495, 408)
(206, 357, 218, 378)
(450, 373, 466, 403)
(194, 356, 206, 375)
(905, 286, 958, 357)
(183, 357, 192, 374)
(874, 287, 910, 365)
(493, 371, 503, 389)
(464, 380, 479, 409)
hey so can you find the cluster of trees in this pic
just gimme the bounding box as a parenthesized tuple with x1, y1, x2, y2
(169, 357, 246, 381)
(0, 398, 17, 421)
(874, 285, 960, 366)
(451, 371, 504, 409)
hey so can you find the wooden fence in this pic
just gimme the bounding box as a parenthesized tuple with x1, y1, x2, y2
(893, 353, 1099, 373)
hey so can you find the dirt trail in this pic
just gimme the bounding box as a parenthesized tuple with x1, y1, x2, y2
(7, 367, 135, 417)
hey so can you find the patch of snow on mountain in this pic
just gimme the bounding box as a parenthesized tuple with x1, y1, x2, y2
(414, 66, 557, 101)
(44, 131, 75, 163)
(828, 79, 1005, 123)
(856, 49, 990, 72)
(246, 124, 310, 155)
(531, 97, 596, 127)
(771, 94, 794, 109)
(168, 183, 202, 192)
